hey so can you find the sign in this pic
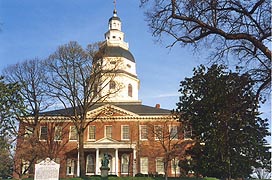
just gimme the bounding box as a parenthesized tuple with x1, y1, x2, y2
(34, 158, 60, 180)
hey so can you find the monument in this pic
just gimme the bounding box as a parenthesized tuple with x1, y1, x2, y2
(34, 158, 60, 180)
(100, 153, 110, 178)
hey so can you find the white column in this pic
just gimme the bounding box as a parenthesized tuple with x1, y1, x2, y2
(115, 148, 119, 176)
(96, 148, 100, 175)
(77, 143, 80, 177)
(133, 148, 137, 176)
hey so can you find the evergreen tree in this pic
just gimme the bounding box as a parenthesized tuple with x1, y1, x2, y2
(177, 65, 270, 179)
(0, 76, 23, 178)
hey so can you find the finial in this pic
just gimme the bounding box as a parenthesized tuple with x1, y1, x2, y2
(113, 0, 117, 11)
(113, 0, 117, 17)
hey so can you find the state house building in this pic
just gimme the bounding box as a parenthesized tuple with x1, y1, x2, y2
(15, 8, 192, 178)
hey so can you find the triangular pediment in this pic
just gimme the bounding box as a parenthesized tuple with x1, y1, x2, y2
(86, 104, 138, 118)
(95, 137, 120, 144)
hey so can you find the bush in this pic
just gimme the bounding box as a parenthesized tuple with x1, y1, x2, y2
(203, 177, 219, 180)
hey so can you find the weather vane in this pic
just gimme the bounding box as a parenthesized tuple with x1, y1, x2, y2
(113, 0, 117, 10)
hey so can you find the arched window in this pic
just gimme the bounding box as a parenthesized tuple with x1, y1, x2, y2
(109, 81, 116, 90)
(128, 84, 132, 97)
(86, 155, 95, 173)
(121, 154, 129, 174)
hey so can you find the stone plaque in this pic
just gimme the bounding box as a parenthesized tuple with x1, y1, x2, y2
(34, 158, 60, 180)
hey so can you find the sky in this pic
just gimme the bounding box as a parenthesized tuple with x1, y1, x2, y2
(0, 0, 270, 121)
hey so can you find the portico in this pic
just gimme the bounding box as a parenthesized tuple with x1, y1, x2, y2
(84, 137, 137, 176)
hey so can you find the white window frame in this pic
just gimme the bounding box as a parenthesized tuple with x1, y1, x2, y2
(22, 160, 30, 174)
(140, 157, 148, 174)
(88, 125, 96, 141)
(86, 154, 95, 174)
(39, 126, 48, 141)
(66, 158, 75, 175)
(184, 126, 192, 140)
(169, 125, 178, 140)
(24, 126, 33, 139)
(171, 158, 180, 175)
(54, 126, 62, 141)
(156, 158, 164, 174)
(105, 125, 112, 138)
(154, 125, 163, 140)
(121, 125, 130, 140)
(69, 126, 77, 141)
(121, 154, 129, 174)
(140, 125, 148, 140)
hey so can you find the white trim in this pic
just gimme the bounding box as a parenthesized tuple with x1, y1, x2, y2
(155, 157, 164, 174)
(66, 158, 75, 175)
(54, 126, 62, 141)
(39, 126, 47, 141)
(154, 125, 162, 140)
(140, 157, 148, 174)
(139, 125, 148, 140)
(121, 125, 130, 140)
(169, 125, 178, 140)
(171, 158, 180, 175)
(88, 125, 96, 141)
(69, 126, 77, 141)
(105, 125, 112, 138)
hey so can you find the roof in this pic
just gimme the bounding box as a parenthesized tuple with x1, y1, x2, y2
(109, 16, 121, 22)
(100, 46, 135, 62)
(40, 102, 171, 117)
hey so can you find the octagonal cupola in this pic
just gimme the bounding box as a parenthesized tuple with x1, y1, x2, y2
(104, 9, 127, 49)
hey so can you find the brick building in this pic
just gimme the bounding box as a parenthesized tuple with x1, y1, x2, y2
(14, 8, 192, 178)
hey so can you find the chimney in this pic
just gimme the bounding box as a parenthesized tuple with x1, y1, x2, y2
(155, 104, 160, 109)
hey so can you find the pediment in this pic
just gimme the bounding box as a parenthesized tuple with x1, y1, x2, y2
(95, 137, 120, 144)
(86, 104, 138, 118)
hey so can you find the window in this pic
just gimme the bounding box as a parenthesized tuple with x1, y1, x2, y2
(88, 126, 96, 140)
(121, 154, 129, 174)
(22, 160, 30, 174)
(128, 84, 132, 97)
(66, 159, 75, 175)
(122, 125, 130, 140)
(140, 125, 148, 140)
(109, 81, 116, 89)
(140, 157, 148, 174)
(40, 126, 48, 140)
(105, 126, 112, 138)
(24, 126, 33, 139)
(171, 158, 180, 175)
(184, 126, 192, 139)
(156, 158, 164, 174)
(169, 126, 178, 140)
(69, 126, 77, 140)
(154, 125, 163, 140)
(54, 126, 62, 141)
(86, 155, 95, 173)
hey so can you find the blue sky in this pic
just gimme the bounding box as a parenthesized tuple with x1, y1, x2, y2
(0, 0, 201, 110)
(0, 0, 270, 123)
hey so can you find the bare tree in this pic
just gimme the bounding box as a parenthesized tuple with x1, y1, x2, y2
(3, 59, 53, 178)
(140, 0, 271, 98)
(45, 41, 122, 176)
(3, 58, 52, 137)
